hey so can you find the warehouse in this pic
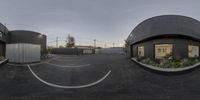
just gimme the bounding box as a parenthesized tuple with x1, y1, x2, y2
(127, 15, 200, 60)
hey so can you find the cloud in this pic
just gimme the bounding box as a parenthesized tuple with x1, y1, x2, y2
(0, 0, 200, 47)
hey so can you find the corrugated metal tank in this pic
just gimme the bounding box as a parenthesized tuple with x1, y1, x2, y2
(6, 30, 46, 63)
(6, 43, 40, 63)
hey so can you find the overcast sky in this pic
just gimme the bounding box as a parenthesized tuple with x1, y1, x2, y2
(0, 0, 200, 47)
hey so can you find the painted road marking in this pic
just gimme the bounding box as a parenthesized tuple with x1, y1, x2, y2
(45, 62, 91, 68)
(27, 65, 111, 89)
(7, 62, 43, 66)
(7, 56, 86, 67)
(50, 59, 81, 62)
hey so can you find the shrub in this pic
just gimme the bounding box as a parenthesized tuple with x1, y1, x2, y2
(159, 59, 172, 68)
(170, 60, 181, 68)
(181, 58, 199, 67)
(0, 56, 4, 61)
(140, 58, 158, 66)
(138, 57, 200, 68)
(136, 56, 145, 61)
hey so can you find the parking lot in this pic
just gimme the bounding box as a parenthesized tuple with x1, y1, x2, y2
(0, 54, 200, 100)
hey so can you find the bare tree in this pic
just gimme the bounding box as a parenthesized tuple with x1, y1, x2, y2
(66, 34, 75, 48)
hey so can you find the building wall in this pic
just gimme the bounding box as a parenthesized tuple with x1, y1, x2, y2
(132, 37, 200, 60)
(6, 43, 41, 63)
(0, 23, 8, 57)
(0, 42, 5, 57)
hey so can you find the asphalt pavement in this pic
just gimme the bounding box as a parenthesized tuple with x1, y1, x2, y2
(0, 54, 200, 100)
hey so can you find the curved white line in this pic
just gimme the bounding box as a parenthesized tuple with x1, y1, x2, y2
(27, 65, 111, 89)
(45, 62, 91, 68)
(52, 59, 81, 62)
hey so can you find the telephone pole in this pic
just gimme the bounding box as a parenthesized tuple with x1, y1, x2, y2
(94, 39, 96, 49)
(56, 37, 58, 48)
(104, 42, 107, 48)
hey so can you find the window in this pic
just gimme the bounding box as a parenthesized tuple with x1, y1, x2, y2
(155, 44, 173, 59)
(138, 46, 144, 57)
(188, 45, 199, 58)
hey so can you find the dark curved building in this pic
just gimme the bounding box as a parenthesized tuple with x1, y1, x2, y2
(0, 23, 8, 57)
(127, 15, 200, 60)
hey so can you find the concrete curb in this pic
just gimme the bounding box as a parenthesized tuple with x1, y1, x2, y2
(131, 58, 200, 72)
(0, 59, 8, 66)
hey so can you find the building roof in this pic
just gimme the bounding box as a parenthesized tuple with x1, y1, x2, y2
(0, 23, 8, 35)
(127, 15, 200, 45)
(8, 30, 46, 44)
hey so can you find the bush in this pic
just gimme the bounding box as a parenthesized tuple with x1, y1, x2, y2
(159, 59, 172, 68)
(181, 58, 199, 67)
(140, 58, 158, 66)
(138, 57, 200, 68)
(136, 56, 145, 61)
(170, 60, 181, 68)
(0, 56, 5, 61)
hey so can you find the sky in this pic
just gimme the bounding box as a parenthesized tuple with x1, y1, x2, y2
(0, 0, 200, 47)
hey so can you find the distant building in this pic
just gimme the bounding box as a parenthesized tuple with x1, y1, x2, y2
(126, 15, 200, 60)
(75, 45, 93, 49)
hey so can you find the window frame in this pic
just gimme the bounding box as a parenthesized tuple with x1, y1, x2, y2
(188, 45, 199, 58)
(154, 43, 173, 59)
(137, 46, 145, 57)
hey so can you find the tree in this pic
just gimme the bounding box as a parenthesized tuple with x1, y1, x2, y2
(124, 40, 130, 53)
(66, 34, 75, 48)
(47, 47, 53, 54)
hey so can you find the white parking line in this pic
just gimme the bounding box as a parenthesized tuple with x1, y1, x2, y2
(7, 62, 43, 66)
(51, 59, 81, 62)
(45, 62, 91, 68)
(27, 65, 111, 89)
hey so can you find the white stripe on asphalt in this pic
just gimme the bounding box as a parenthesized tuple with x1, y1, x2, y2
(27, 65, 111, 89)
(45, 62, 91, 68)
(7, 62, 43, 66)
(52, 59, 81, 62)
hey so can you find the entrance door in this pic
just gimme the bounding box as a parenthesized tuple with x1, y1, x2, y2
(0, 42, 5, 57)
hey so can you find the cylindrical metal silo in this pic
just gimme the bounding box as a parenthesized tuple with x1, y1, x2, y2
(6, 30, 47, 63)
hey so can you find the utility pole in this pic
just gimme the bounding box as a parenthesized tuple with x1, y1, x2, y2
(65, 37, 68, 48)
(113, 42, 115, 48)
(104, 42, 107, 48)
(94, 39, 96, 49)
(56, 37, 58, 48)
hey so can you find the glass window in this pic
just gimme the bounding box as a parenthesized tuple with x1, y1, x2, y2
(138, 46, 144, 57)
(155, 44, 173, 59)
(188, 45, 199, 58)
